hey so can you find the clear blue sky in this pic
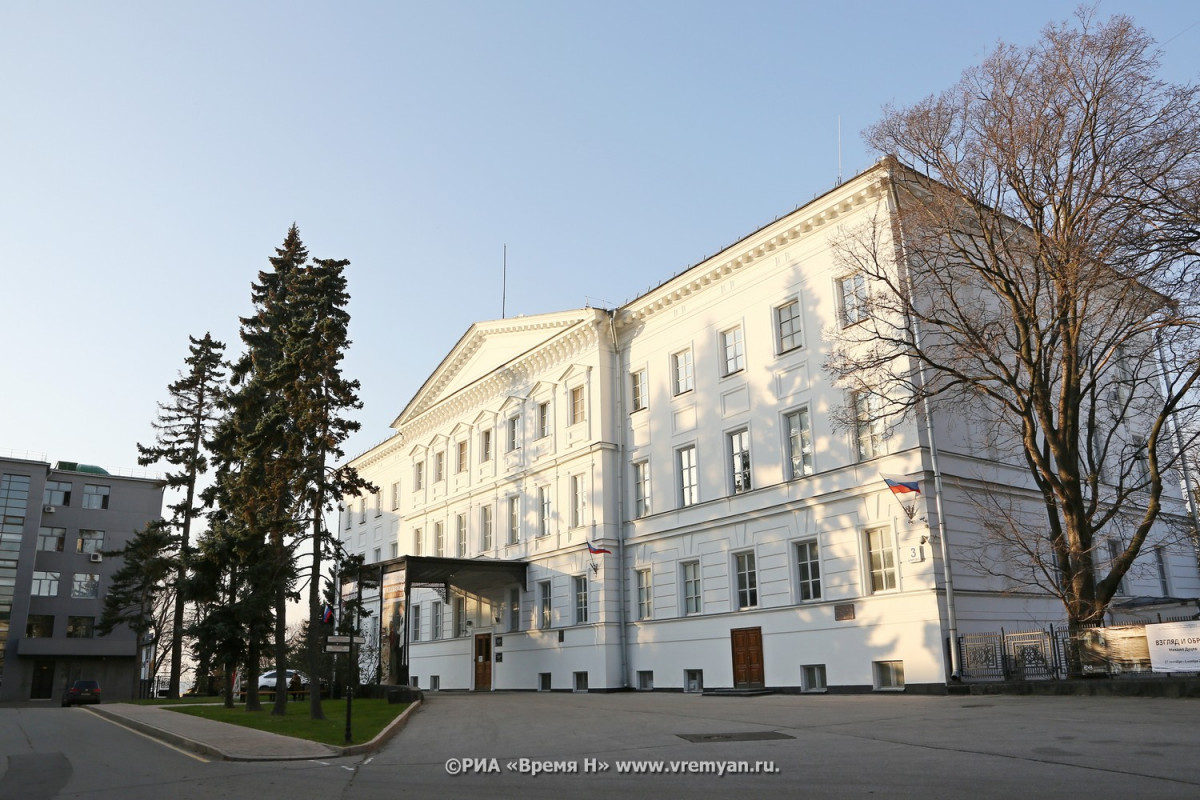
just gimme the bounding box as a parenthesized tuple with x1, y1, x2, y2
(2, 1, 1198, 479)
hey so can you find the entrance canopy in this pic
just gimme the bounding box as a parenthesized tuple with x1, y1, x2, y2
(381, 555, 528, 597)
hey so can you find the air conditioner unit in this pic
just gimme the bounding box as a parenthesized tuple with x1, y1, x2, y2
(89, 553, 103, 563)
(43, 505, 56, 513)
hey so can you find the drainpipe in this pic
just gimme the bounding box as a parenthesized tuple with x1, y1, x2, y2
(607, 311, 630, 688)
(886, 166, 961, 680)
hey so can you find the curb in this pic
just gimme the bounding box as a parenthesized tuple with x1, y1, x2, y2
(88, 698, 421, 762)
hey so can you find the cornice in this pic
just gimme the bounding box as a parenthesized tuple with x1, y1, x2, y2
(615, 172, 888, 330)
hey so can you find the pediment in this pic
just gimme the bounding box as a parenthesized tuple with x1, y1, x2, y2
(395, 310, 600, 427)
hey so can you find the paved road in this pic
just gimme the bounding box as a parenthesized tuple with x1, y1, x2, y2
(3, 692, 1200, 799)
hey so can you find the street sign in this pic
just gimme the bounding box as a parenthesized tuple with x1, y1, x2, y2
(327, 635, 351, 644)
(324, 644, 350, 653)
(352, 636, 366, 644)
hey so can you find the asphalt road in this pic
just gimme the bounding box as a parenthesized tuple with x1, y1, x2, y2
(3, 692, 1199, 799)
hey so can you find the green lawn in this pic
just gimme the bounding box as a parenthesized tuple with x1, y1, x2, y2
(165, 698, 411, 746)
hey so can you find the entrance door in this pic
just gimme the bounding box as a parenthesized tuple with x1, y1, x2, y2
(473, 634, 492, 691)
(31, 659, 55, 700)
(730, 627, 764, 689)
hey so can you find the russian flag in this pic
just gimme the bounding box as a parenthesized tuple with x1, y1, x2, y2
(881, 473, 921, 495)
(322, 604, 334, 624)
(586, 541, 612, 555)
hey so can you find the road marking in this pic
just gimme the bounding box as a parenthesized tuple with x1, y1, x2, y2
(92, 713, 210, 762)
(363, 757, 374, 765)
(308, 760, 332, 766)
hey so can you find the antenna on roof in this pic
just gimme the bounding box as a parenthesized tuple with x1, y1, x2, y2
(837, 116, 843, 186)
(501, 244, 507, 319)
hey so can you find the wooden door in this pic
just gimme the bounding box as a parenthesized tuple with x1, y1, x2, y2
(731, 627, 764, 689)
(474, 634, 492, 691)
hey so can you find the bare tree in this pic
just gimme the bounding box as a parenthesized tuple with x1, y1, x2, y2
(827, 11, 1200, 629)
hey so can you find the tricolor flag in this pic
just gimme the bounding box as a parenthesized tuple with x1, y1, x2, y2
(881, 473, 921, 520)
(882, 474, 921, 495)
(586, 541, 612, 555)
(322, 604, 334, 624)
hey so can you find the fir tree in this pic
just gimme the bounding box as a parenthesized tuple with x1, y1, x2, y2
(137, 332, 226, 698)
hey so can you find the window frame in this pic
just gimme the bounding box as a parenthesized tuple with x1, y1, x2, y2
(795, 538, 822, 602)
(633, 460, 650, 518)
(506, 416, 520, 452)
(37, 526, 66, 553)
(734, 551, 758, 609)
(682, 560, 701, 615)
(837, 272, 868, 327)
(480, 504, 493, 551)
(537, 485, 551, 537)
(456, 513, 467, 557)
(785, 406, 815, 478)
(480, 429, 492, 462)
(776, 297, 804, 353)
(538, 580, 553, 629)
(677, 445, 699, 508)
(455, 440, 468, 474)
(865, 526, 898, 594)
(635, 568, 652, 620)
(434, 521, 445, 557)
(71, 572, 100, 600)
(853, 391, 886, 461)
(728, 428, 751, 494)
(573, 575, 588, 625)
(431, 600, 443, 639)
(671, 348, 694, 396)
(630, 369, 648, 412)
(719, 325, 745, 376)
(536, 401, 551, 439)
(43, 480, 72, 507)
(81, 484, 110, 510)
(32, 570, 60, 597)
(507, 496, 521, 545)
(412, 527, 423, 556)
(569, 386, 585, 425)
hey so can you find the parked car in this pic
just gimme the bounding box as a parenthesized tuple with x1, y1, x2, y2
(256, 670, 328, 692)
(62, 680, 101, 706)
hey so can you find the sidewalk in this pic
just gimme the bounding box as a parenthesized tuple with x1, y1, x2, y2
(88, 700, 420, 762)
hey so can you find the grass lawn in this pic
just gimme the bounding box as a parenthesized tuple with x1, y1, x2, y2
(164, 698, 410, 746)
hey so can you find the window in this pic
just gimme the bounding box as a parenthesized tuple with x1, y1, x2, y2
(569, 386, 585, 425)
(1107, 539, 1128, 595)
(431, 601, 443, 639)
(671, 349, 694, 395)
(434, 452, 445, 482)
(414, 461, 425, 490)
(391, 482, 401, 510)
(358, 498, 366, 524)
(874, 660, 904, 690)
(37, 527, 65, 552)
(574, 575, 588, 624)
(677, 446, 698, 508)
(735, 552, 758, 609)
(638, 671, 654, 690)
(635, 568, 652, 620)
(480, 429, 492, 462)
(573, 671, 589, 692)
(1131, 436, 1150, 486)
(729, 428, 751, 494)
(456, 514, 467, 557)
(801, 664, 827, 692)
(538, 580, 553, 629)
(391, 542, 398, 559)
(537, 486, 551, 537)
(536, 402, 551, 439)
(1155, 547, 1170, 596)
(43, 480, 71, 507)
(853, 391, 885, 461)
(507, 416, 520, 451)
(72, 573, 100, 599)
(776, 299, 803, 352)
(434, 521, 444, 557)
(81, 484, 110, 510)
(785, 407, 814, 478)
(507, 496, 520, 545)
(412, 528, 423, 556)
(344, 506, 352, 529)
(631, 369, 648, 412)
(454, 596, 466, 637)
(411, 604, 421, 641)
(374, 490, 382, 517)
(720, 325, 745, 375)
(26, 614, 54, 637)
(480, 505, 493, 551)
(570, 475, 584, 529)
(838, 273, 867, 327)
(633, 461, 650, 518)
(796, 539, 821, 601)
(372, 547, 381, 562)
(32, 571, 59, 597)
(682, 561, 701, 615)
(866, 527, 897, 593)
(509, 587, 521, 631)
(456, 441, 468, 474)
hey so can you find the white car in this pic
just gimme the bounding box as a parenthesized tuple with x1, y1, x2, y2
(257, 670, 310, 691)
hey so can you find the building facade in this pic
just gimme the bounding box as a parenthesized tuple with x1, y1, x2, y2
(343, 162, 1200, 694)
(0, 454, 164, 703)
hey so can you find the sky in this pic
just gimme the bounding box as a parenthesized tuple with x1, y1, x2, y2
(2, 1, 1198, 486)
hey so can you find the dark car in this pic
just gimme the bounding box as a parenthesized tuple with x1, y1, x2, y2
(62, 680, 101, 706)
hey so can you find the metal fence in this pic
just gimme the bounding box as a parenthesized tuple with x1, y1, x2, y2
(957, 616, 1199, 681)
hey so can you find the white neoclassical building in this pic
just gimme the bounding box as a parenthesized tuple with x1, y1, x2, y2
(341, 160, 1200, 694)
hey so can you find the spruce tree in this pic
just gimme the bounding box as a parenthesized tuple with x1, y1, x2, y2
(137, 332, 226, 697)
